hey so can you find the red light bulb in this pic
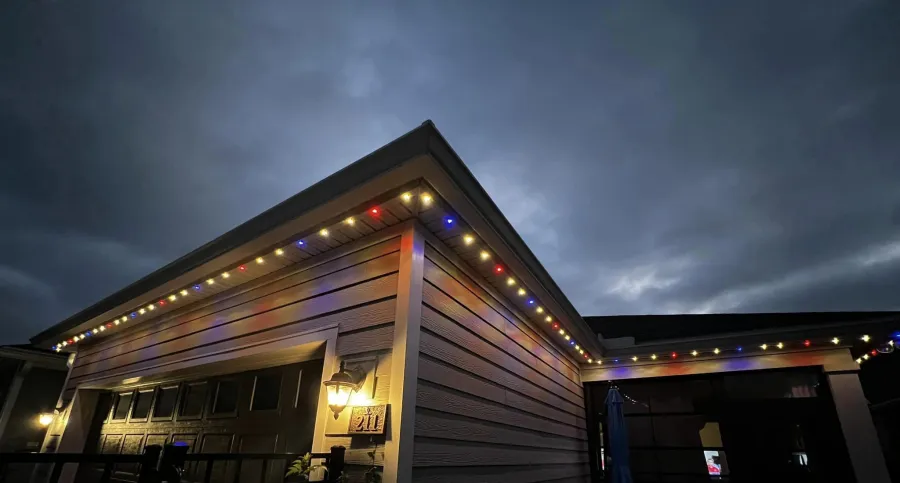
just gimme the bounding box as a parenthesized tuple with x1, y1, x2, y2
(552, 322, 559, 330)
(239, 265, 246, 271)
(803, 340, 811, 347)
(871, 349, 877, 356)
(370, 207, 380, 215)
(494, 265, 504, 274)
(159, 300, 166, 306)
(671, 352, 678, 359)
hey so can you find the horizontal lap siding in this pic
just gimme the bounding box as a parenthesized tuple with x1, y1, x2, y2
(413, 243, 589, 482)
(65, 236, 401, 398)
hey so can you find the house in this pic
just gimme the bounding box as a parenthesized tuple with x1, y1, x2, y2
(0, 345, 69, 452)
(29, 121, 893, 482)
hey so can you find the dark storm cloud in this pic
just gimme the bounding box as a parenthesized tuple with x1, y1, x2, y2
(1, 0, 898, 344)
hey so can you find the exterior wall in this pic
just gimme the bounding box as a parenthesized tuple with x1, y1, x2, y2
(46, 231, 403, 478)
(0, 363, 67, 451)
(410, 241, 590, 482)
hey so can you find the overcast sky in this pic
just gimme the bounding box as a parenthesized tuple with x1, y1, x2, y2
(2, 1, 899, 345)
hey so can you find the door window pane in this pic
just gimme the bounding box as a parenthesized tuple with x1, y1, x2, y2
(212, 380, 238, 414)
(153, 386, 178, 418)
(113, 392, 133, 420)
(251, 374, 281, 411)
(180, 382, 207, 418)
(130, 390, 154, 420)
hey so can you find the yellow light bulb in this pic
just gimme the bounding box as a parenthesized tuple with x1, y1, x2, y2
(574, 345, 580, 350)
(275, 248, 284, 256)
(713, 348, 720, 355)
(691, 350, 698, 356)
(631, 356, 638, 362)
(421, 193, 433, 205)
(121, 317, 128, 323)
(99, 326, 105, 332)
(344, 217, 355, 226)
(559, 329, 565, 335)
(579, 349, 584, 354)
(114, 320, 120, 325)
(761, 344, 768, 350)
(587, 359, 593, 363)
(861, 335, 870, 342)
(463, 234, 475, 245)
(856, 358, 862, 364)
(545, 316, 553, 323)
(319, 228, 329, 237)
(597, 360, 603, 365)
(139, 308, 146, 315)
(831, 337, 840, 345)
(651, 354, 658, 360)
(889, 340, 895, 347)
(863, 354, 870, 360)
(401, 192, 412, 202)
(506, 277, 516, 286)
(168, 295, 177, 302)
(256, 257, 264, 264)
(564, 335, 571, 341)
(222, 272, 230, 279)
(517, 288, 526, 296)
(148, 304, 155, 311)
(536, 306, 544, 314)
(180, 289, 188, 296)
(776, 342, 784, 349)
(207, 278, 215, 285)
(479, 250, 490, 261)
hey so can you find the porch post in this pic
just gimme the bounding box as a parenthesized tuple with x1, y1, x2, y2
(382, 224, 424, 483)
(56, 388, 105, 483)
(826, 371, 890, 483)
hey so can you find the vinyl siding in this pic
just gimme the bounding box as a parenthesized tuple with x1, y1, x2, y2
(412, 242, 590, 482)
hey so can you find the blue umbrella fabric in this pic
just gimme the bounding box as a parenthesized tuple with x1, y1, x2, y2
(605, 387, 634, 483)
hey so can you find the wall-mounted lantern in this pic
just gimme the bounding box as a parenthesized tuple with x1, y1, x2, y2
(38, 413, 54, 427)
(323, 361, 361, 419)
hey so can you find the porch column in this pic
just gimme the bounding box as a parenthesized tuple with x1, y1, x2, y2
(826, 371, 890, 483)
(56, 389, 105, 483)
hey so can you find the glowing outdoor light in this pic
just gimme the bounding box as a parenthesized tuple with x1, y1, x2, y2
(38, 413, 54, 427)
(323, 361, 361, 419)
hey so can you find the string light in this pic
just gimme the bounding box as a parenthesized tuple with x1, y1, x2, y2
(401, 192, 412, 202)
(494, 265, 504, 274)
(691, 350, 698, 356)
(559, 329, 565, 335)
(344, 217, 355, 226)
(861, 335, 871, 342)
(651, 354, 658, 360)
(863, 354, 870, 360)
(296, 240, 305, 247)
(671, 352, 678, 359)
(831, 337, 840, 345)
(564, 335, 571, 341)
(421, 193, 433, 206)
(631, 356, 638, 362)
(803, 340, 811, 347)
(463, 235, 475, 245)
(319, 228, 329, 237)
(545, 316, 553, 323)
(536, 306, 544, 314)
(761, 344, 768, 350)
(222, 272, 230, 279)
(370, 207, 380, 216)
(479, 251, 491, 261)
(275, 248, 284, 256)
(517, 288, 526, 296)
(180, 289, 188, 296)
(207, 278, 215, 285)
(444, 216, 455, 225)
(138, 308, 146, 315)
(255, 257, 264, 264)
(168, 295, 177, 302)
(506, 277, 516, 286)
(238, 265, 246, 272)
(776, 342, 784, 349)
(713, 348, 720, 355)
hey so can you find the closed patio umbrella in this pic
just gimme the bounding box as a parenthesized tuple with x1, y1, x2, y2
(606, 386, 633, 483)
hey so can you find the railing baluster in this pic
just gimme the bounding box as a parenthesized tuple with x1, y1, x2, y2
(231, 459, 242, 483)
(259, 458, 267, 483)
(99, 461, 113, 483)
(204, 457, 214, 483)
(48, 462, 63, 483)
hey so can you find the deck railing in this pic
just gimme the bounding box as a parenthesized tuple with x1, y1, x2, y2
(0, 445, 345, 483)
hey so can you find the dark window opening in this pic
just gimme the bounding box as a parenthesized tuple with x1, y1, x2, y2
(212, 380, 238, 414)
(112, 392, 133, 420)
(251, 373, 281, 411)
(179, 382, 207, 418)
(153, 386, 178, 419)
(130, 390, 154, 420)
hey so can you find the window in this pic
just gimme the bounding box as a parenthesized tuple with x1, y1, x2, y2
(251, 373, 281, 411)
(179, 382, 208, 418)
(153, 386, 178, 419)
(112, 392, 133, 420)
(130, 390, 154, 420)
(212, 380, 238, 414)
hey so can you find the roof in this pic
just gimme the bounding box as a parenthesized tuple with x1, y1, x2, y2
(32, 121, 599, 355)
(587, 311, 900, 344)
